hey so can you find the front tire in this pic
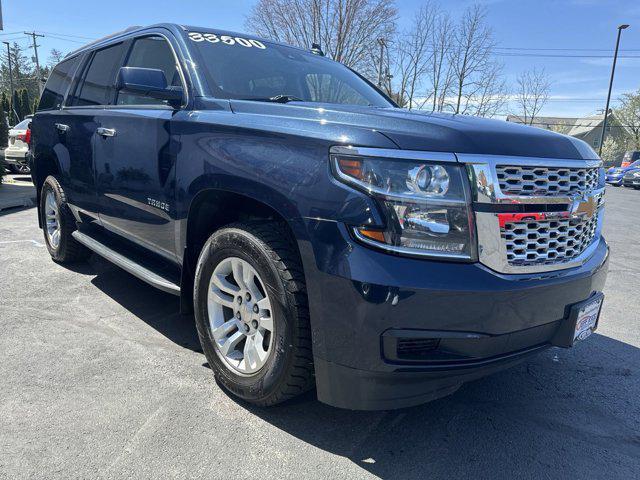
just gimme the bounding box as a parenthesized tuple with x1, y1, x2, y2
(194, 221, 314, 406)
(40, 176, 89, 263)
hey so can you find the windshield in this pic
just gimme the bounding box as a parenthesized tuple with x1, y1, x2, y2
(186, 30, 392, 108)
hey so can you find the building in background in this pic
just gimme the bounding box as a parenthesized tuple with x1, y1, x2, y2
(506, 113, 632, 154)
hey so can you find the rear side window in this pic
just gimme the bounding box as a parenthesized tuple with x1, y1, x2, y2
(70, 42, 127, 106)
(117, 36, 182, 106)
(38, 56, 80, 111)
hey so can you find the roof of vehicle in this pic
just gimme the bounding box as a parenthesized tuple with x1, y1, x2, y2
(66, 23, 307, 59)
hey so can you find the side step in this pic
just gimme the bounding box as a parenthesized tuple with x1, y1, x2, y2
(72, 231, 181, 296)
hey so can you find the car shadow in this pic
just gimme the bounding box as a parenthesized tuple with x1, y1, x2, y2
(238, 334, 640, 479)
(83, 254, 202, 353)
(68, 254, 640, 479)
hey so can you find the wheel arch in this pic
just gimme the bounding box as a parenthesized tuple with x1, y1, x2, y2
(179, 186, 310, 313)
(32, 147, 63, 229)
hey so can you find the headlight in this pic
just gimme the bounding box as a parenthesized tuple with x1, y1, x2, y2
(331, 151, 476, 260)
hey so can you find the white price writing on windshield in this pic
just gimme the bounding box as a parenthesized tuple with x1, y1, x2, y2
(188, 32, 266, 49)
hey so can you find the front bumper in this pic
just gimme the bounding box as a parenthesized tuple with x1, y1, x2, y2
(300, 220, 609, 410)
(623, 176, 640, 187)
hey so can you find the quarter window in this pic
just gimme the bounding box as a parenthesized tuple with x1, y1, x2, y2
(117, 36, 182, 106)
(70, 42, 127, 106)
(38, 56, 81, 111)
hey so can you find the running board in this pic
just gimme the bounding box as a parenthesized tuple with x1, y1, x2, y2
(72, 231, 181, 296)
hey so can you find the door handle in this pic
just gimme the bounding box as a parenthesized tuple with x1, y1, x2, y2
(96, 127, 116, 138)
(55, 123, 70, 133)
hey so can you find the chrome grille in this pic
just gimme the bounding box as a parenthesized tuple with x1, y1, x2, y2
(502, 214, 598, 266)
(496, 165, 600, 196)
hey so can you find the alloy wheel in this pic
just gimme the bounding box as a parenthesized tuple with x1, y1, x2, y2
(207, 257, 274, 375)
(44, 190, 61, 249)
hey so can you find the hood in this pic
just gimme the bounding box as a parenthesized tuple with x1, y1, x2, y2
(228, 101, 598, 160)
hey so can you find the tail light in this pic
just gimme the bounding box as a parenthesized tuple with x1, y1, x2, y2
(17, 126, 31, 145)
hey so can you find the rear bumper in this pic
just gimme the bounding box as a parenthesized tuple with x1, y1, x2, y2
(3, 151, 27, 163)
(300, 219, 609, 410)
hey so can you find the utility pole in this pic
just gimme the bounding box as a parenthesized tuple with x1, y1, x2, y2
(25, 31, 45, 96)
(3, 40, 18, 124)
(377, 38, 386, 88)
(599, 24, 630, 156)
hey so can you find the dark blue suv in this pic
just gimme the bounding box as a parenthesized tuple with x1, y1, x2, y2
(31, 24, 609, 410)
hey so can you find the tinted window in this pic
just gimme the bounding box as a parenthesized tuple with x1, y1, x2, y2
(187, 31, 391, 107)
(38, 56, 80, 111)
(117, 36, 182, 106)
(70, 43, 127, 106)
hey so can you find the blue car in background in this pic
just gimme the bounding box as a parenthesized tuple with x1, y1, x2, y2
(606, 160, 640, 186)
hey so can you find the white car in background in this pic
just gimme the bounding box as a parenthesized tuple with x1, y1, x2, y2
(3, 118, 32, 174)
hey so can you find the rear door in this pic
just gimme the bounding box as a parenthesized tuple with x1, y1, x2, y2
(32, 55, 86, 210)
(93, 34, 185, 261)
(62, 42, 129, 219)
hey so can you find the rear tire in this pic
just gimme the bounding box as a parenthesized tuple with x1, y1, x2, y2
(10, 163, 30, 174)
(40, 175, 90, 263)
(194, 221, 314, 406)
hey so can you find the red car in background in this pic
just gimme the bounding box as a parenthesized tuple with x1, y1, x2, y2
(621, 151, 640, 168)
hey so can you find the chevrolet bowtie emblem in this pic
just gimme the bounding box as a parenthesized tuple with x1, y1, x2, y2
(570, 195, 597, 218)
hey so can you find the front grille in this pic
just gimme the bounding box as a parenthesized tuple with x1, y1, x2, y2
(502, 214, 598, 266)
(496, 165, 600, 196)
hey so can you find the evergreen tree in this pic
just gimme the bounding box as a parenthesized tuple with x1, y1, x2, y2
(0, 102, 7, 182)
(32, 97, 39, 114)
(20, 89, 30, 117)
(0, 102, 7, 146)
(1, 92, 9, 117)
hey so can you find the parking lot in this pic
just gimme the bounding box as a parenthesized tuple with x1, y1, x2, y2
(0, 185, 638, 480)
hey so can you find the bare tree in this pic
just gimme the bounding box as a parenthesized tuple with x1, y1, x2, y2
(246, 0, 397, 79)
(514, 67, 551, 126)
(390, 2, 437, 109)
(428, 10, 455, 112)
(47, 49, 64, 67)
(448, 4, 504, 116)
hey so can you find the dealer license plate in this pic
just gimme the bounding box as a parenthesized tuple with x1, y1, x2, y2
(574, 295, 603, 342)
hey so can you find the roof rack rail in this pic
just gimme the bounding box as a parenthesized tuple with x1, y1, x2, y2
(66, 25, 143, 57)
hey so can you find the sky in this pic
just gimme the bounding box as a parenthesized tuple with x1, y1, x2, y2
(2, 0, 639, 118)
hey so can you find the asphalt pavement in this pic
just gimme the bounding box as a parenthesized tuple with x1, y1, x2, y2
(0, 186, 638, 479)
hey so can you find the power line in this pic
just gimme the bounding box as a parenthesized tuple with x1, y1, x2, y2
(495, 52, 640, 58)
(38, 31, 96, 40)
(495, 46, 640, 52)
(42, 34, 87, 44)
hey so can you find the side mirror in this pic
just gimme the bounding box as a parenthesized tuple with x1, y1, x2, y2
(116, 67, 183, 105)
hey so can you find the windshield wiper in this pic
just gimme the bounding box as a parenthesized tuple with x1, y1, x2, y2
(238, 95, 305, 104)
(268, 94, 304, 103)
